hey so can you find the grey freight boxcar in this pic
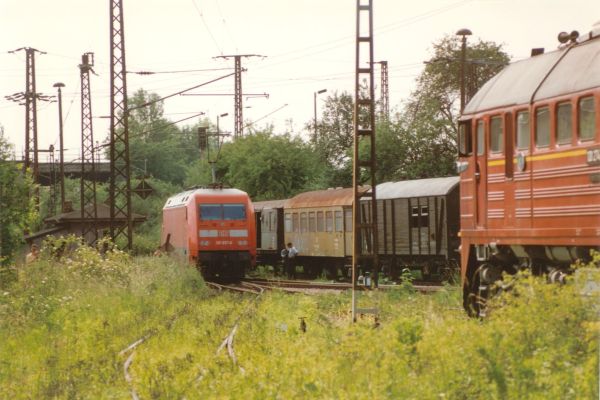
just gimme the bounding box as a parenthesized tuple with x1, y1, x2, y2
(362, 176, 460, 280)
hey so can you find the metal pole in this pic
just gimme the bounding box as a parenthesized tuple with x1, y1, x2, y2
(456, 29, 472, 113)
(53, 82, 66, 211)
(313, 89, 327, 143)
(313, 91, 317, 142)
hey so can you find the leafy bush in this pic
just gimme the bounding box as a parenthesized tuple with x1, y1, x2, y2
(0, 244, 597, 398)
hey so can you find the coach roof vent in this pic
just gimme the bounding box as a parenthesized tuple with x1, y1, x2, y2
(577, 21, 600, 43)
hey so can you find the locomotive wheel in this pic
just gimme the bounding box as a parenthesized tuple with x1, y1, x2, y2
(464, 265, 486, 317)
(465, 263, 504, 318)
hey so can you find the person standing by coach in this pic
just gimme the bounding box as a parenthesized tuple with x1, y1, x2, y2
(286, 242, 298, 278)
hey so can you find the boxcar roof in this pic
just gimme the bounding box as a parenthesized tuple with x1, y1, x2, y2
(253, 199, 287, 211)
(463, 33, 600, 115)
(371, 176, 459, 200)
(286, 187, 369, 208)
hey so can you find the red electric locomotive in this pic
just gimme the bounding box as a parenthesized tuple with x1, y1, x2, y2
(161, 187, 256, 279)
(457, 26, 600, 315)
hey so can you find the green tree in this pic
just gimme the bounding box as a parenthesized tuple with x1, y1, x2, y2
(118, 89, 200, 185)
(388, 35, 509, 179)
(312, 91, 354, 168)
(188, 131, 326, 200)
(0, 130, 36, 266)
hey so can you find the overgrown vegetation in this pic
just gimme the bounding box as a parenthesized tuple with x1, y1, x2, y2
(1, 240, 597, 398)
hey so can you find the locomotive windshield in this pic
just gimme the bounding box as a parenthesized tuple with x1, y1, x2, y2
(199, 203, 246, 221)
(223, 204, 246, 220)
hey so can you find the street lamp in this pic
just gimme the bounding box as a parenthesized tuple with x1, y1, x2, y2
(53, 82, 66, 211)
(313, 89, 327, 143)
(456, 28, 472, 113)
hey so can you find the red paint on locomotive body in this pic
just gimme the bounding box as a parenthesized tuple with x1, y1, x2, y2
(458, 28, 600, 314)
(161, 187, 256, 279)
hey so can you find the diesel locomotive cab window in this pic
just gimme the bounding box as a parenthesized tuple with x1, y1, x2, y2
(535, 107, 550, 148)
(490, 116, 503, 153)
(579, 97, 596, 141)
(556, 102, 572, 145)
(458, 121, 472, 156)
(199, 204, 221, 221)
(477, 120, 485, 155)
(223, 204, 246, 220)
(517, 111, 530, 149)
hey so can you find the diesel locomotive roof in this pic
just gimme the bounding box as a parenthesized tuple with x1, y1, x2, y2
(285, 186, 369, 208)
(370, 176, 460, 200)
(463, 32, 600, 115)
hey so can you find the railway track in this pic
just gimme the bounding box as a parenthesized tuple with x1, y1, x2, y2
(240, 277, 444, 294)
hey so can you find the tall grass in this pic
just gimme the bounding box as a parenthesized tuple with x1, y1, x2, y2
(0, 240, 597, 399)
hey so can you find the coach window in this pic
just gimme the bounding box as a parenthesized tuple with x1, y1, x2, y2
(270, 212, 277, 232)
(308, 212, 316, 232)
(300, 212, 308, 233)
(535, 107, 550, 148)
(516, 111, 530, 149)
(458, 121, 472, 156)
(335, 211, 343, 232)
(284, 213, 292, 233)
(317, 211, 324, 232)
(579, 97, 596, 141)
(292, 213, 299, 233)
(556, 102, 572, 145)
(476, 120, 485, 155)
(490, 116, 503, 153)
(325, 211, 333, 232)
(344, 209, 352, 232)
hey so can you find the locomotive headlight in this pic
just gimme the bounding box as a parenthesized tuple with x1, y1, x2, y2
(455, 160, 468, 174)
(238, 240, 248, 246)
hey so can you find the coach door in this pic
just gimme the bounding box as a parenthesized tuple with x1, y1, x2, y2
(475, 119, 488, 227)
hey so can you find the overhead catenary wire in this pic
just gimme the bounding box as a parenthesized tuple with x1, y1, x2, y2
(127, 71, 237, 112)
(191, 0, 224, 55)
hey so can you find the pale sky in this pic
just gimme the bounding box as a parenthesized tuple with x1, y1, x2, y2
(1, 0, 598, 162)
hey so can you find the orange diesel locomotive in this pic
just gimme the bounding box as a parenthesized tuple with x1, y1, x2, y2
(161, 187, 256, 279)
(457, 27, 600, 315)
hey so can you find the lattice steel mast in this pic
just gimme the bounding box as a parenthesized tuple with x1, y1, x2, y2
(214, 54, 264, 138)
(374, 60, 389, 119)
(5, 47, 50, 208)
(352, 0, 379, 322)
(79, 52, 98, 243)
(109, 0, 132, 248)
